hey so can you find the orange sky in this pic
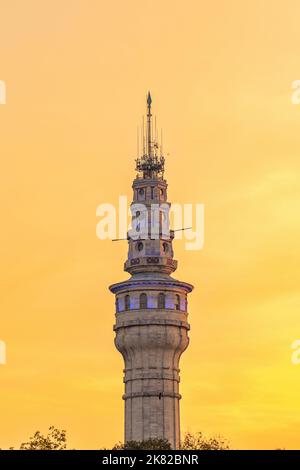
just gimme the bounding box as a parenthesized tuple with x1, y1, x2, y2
(0, 0, 300, 450)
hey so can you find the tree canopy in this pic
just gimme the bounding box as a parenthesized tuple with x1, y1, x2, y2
(3, 426, 230, 450)
(19, 426, 67, 450)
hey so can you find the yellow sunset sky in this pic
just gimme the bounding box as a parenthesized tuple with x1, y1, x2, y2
(0, 0, 300, 449)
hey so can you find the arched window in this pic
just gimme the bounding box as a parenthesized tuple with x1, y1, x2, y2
(163, 242, 169, 253)
(125, 295, 130, 310)
(140, 293, 147, 309)
(158, 293, 165, 309)
(116, 298, 120, 313)
(138, 188, 145, 200)
(175, 294, 180, 311)
(136, 241, 143, 251)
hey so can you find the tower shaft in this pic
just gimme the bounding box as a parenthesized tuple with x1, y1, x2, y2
(115, 306, 189, 448)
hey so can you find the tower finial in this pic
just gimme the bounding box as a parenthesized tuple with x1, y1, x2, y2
(147, 91, 152, 107)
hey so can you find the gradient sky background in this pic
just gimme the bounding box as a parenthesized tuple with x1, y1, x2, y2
(0, 0, 300, 449)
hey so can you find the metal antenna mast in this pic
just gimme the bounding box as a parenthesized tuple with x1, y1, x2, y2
(135, 92, 165, 179)
(142, 116, 145, 155)
(147, 91, 152, 157)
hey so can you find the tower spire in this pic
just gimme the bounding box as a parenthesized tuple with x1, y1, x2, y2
(135, 92, 165, 179)
(147, 91, 152, 157)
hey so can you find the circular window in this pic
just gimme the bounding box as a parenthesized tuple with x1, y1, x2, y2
(136, 242, 143, 251)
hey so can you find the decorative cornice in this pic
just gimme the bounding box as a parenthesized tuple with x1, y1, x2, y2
(114, 318, 190, 330)
(109, 278, 194, 294)
(122, 391, 182, 400)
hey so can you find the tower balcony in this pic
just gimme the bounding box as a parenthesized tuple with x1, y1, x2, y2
(124, 256, 177, 274)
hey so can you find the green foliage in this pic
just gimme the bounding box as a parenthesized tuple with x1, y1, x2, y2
(19, 426, 67, 450)
(3, 427, 230, 451)
(112, 438, 172, 450)
(112, 432, 230, 450)
(180, 431, 230, 450)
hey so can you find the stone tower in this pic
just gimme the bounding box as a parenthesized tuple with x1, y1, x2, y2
(109, 93, 193, 449)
